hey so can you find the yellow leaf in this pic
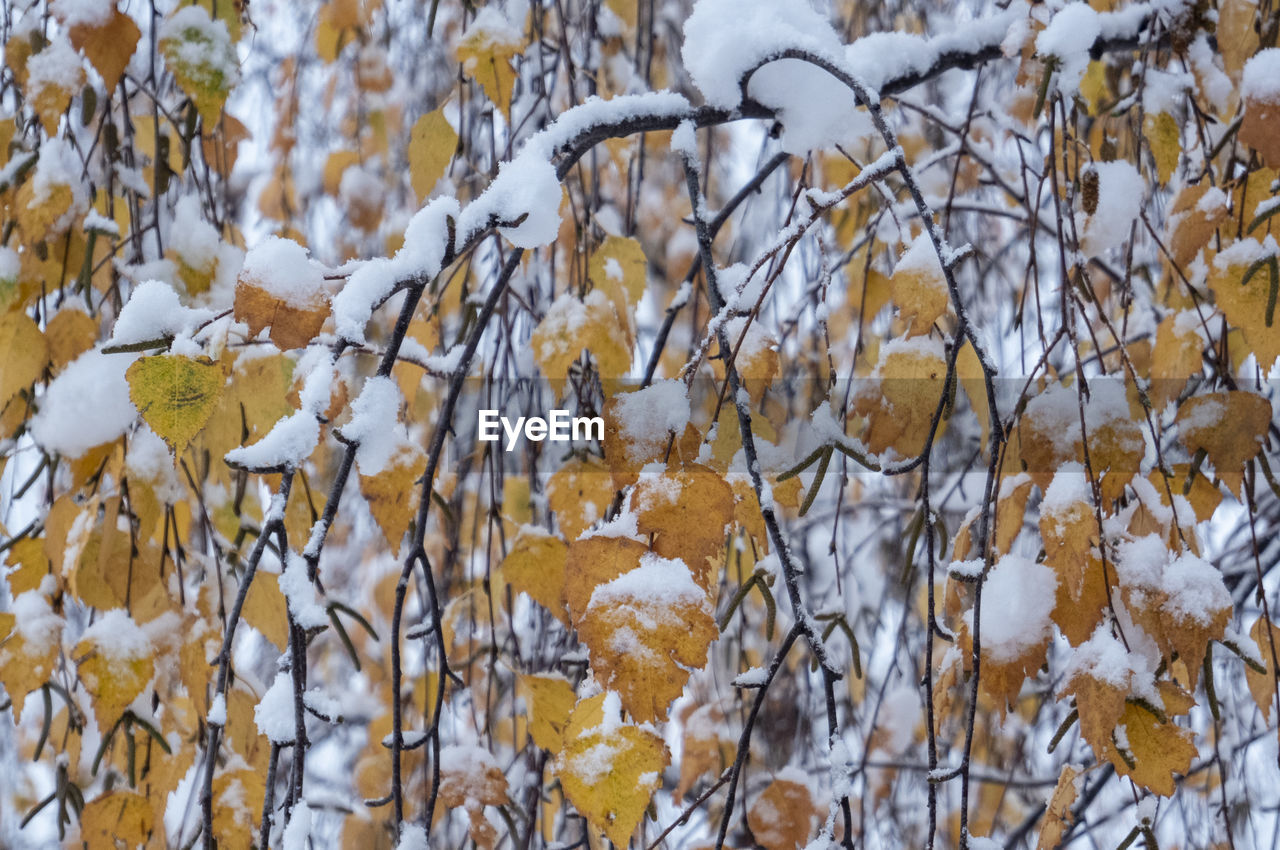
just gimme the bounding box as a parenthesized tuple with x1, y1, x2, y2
(956, 338, 990, 449)
(632, 463, 734, 587)
(457, 17, 524, 120)
(1039, 475, 1096, 604)
(4, 537, 48, 595)
(79, 791, 156, 849)
(588, 235, 648, 317)
(437, 744, 508, 848)
(211, 768, 266, 850)
(576, 551, 717, 722)
(547, 456, 616, 540)
(519, 673, 576, 751)
(747, 776, 822, 850)
(563, 534, 646, 625)
(0, 593, 63, 720)
(724, 316, 779, 404)
(993, 474, 1032, 555)
(359, 444, 424, 554)
(556, 693, 669, 847)
(1176, 391, 1271, 496)
(28, 38, 85, 136)
(73, 610, 154, 732)
(530, 290, 632, 384)
(851, 338, 947, 459)
(1248, 616, 1280, 723)
(64, 7, 142, 92)
(891, 235, 949, 337)
(1143, 111, 1180, 185)
(501, 528, 569, 625)
(408, 109, 457, 202)
(44, 308, 98, 372)
(159, 6, 239, 124)
(1108, 700, 1198, 796)
(1035, 765, 1081, 850)
(242, 571, 289, 652)
(203, 113, 251, 175)
(846, 265, 891, 323)
(1167, 183, 1227, 268)
(1150, 312, 1204, 408)
(322, 150, 361, 196)
(1219, 0, 1259, 81)
(1208, 246, 1280, 371)
(127, 355, 225, 457)
(962, 555, 1056, 711)
(1121, 550, 1231, 687)
(0, 311, 49, 410)
(673, 703, 734, 803)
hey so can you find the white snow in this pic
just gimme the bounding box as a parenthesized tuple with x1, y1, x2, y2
(1061, 622, 1146, 690)
(455, 148, 562, 250)
(586, 552, 709, 615)
(975, 555, 1057, 662)
(0, 246, 18, 282)
(1040, 462, 1090, 521)
(53, 0, 116, 28)
(29, 137, 89, 231)
(396, 824, 430, 850)
(80, 609, 152, 663)
(254, 671, 297, 744)
(341, 376, 409, 475)
(281, 801, 313, 850)
(207, 693, 226, 726)
(1243, 48, 1280, 105)
(608, 380, 692, 463)
(279, 552, 328, 630)
(31, 348, 138, 458)
(224, 409, 320, 470)
(1036, 3, 1101, 98)
(1160, 553, 1231, 626)
(126, 426, 185, 502)
(27, 33, 84, 96)
(239, 236, 327, 308)
(110, 280, 215, 346)
(159, 6, 239, 91)
(1080, 161, 1144, 257)
(332, 196, 459, 344)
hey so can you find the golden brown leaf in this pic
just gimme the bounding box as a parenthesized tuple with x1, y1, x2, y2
(1176, 391, 1271, 496)
(547, 456, 617, 540)
(1246, 616, 1280, 723)
(1208, 249, 1280, 372)
(359, 443, 424, 554)
(563, 534, 646, 623)
(79, 791, 155, 850)
(576, 551, 717, 721)
(851, 337, 947, 459)
(1035, 765, 1081, 850)
(632, 463, 734, 587)
(64, 7, 142, 92)
(457, 17, 524, 120)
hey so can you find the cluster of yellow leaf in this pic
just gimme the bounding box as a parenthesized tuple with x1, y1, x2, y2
(936, 375, 1276, 796)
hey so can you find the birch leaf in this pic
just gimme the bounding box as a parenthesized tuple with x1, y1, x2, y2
(127, 355, 225, 457)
